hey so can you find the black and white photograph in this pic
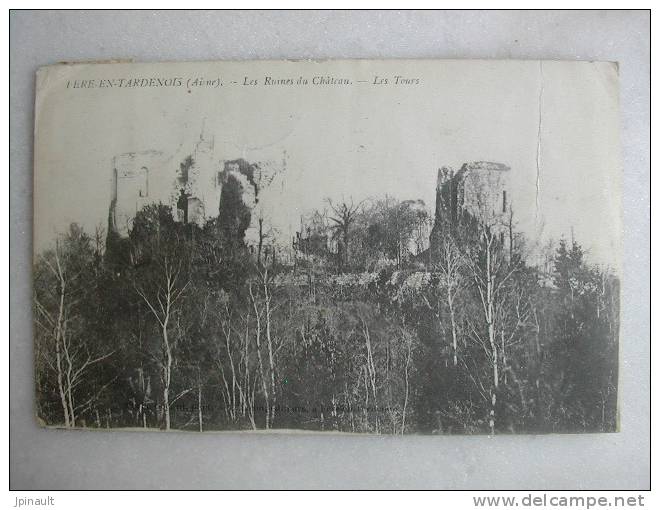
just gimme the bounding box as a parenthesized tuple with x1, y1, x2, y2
(8, 6, 653, 496)
(32, 59, 622, 435)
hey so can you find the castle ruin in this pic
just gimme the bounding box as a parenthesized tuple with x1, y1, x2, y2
(430, 161, 512, 259)
(108, 131, 284, 248)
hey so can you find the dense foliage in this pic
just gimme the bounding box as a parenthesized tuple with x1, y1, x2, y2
(34, 190, 619, 434)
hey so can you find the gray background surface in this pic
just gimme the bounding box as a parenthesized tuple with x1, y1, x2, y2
(10, 10, 650, 490)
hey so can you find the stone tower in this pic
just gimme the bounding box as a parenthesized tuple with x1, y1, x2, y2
(429, 161, 511, 260)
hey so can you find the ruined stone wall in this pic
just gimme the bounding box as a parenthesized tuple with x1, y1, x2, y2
(460, 161, 510, 226)
(110, 151, 163, 235)
(108, 134, 284, 249)
(430, 161, 511, 260)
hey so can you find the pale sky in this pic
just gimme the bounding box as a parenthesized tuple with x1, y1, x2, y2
(34, 59, 622, 270)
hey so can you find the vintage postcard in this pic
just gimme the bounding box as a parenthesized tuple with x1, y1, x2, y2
(33, 59, 621, 434)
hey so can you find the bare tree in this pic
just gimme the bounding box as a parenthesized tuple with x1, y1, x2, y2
(358, 311, 379, 433)
(400, 326, 414, 434)
(326, 197, 363, 271)
(433, 237, 465, 367)
(34, 233, 114, 427)
(134, 255, 189, 430)
(246, 264, 280, 429)
(464, 217, 521, 434)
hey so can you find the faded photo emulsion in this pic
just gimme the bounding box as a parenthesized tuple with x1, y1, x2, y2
(33, 60, 621, 434)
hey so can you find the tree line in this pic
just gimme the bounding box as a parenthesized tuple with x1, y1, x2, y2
(34, 178, 619, 434)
